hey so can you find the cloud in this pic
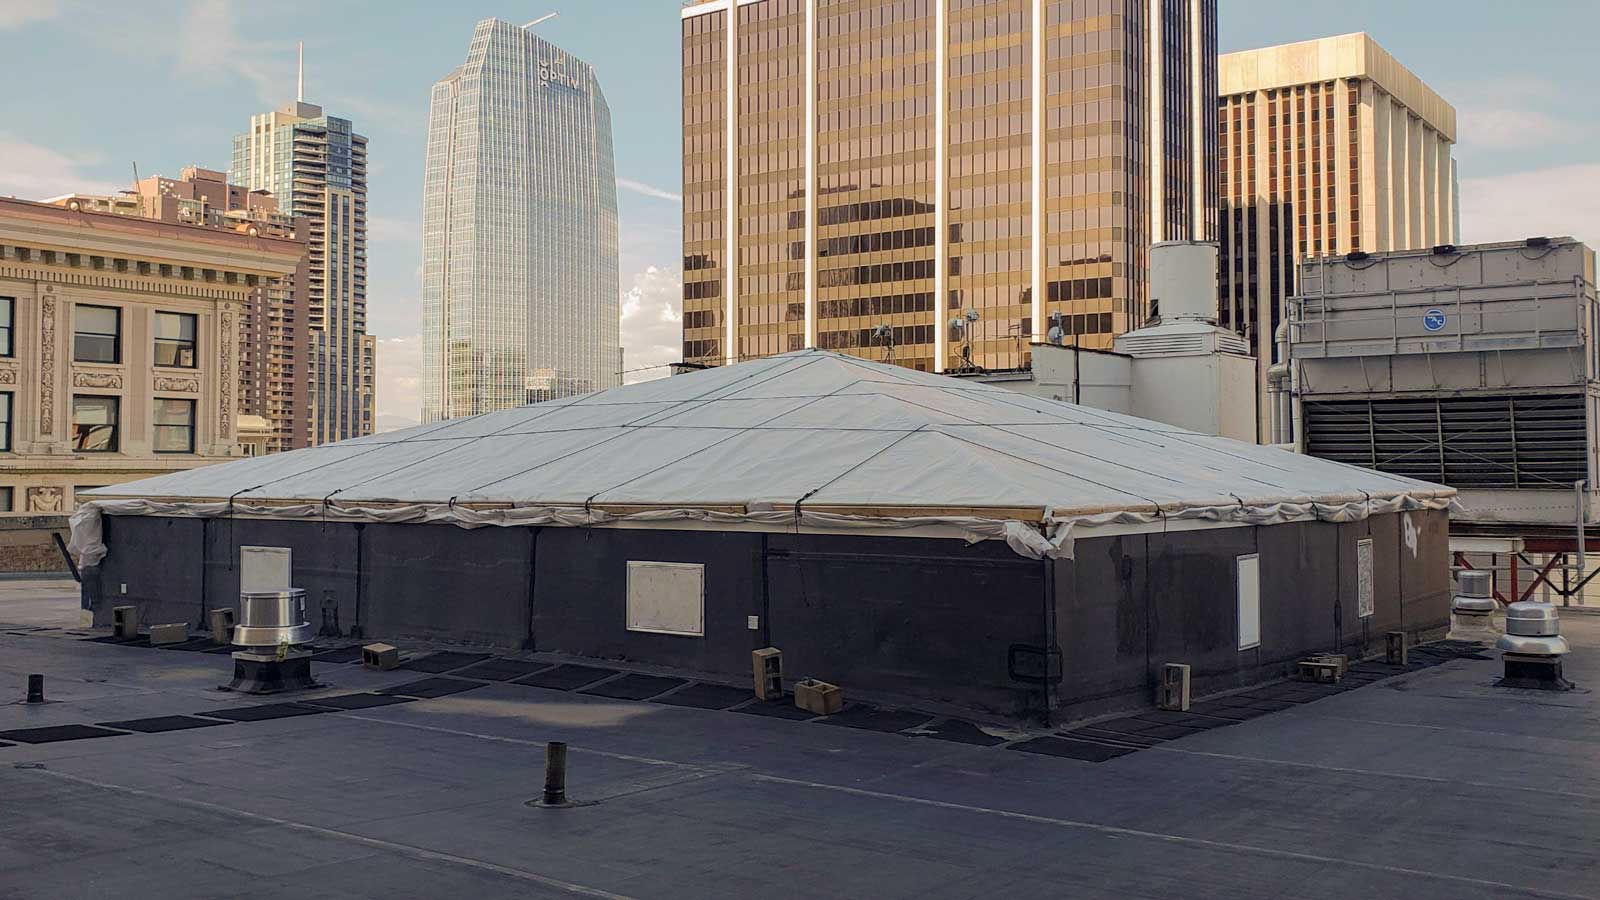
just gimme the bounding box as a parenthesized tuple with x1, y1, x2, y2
(1451, 75, 1591, 154)
(619, 265, 683, 383)
(174, 0, 290, 105)
(374, 334, 423, 428)
(1459, 163, 1600, 248)
(0, 134, 124, 199)
(1459, 108, 1584, 152)
(0, 0, 63, 29)
(617, 178, 682, 203)
(368, 215, 419, 243)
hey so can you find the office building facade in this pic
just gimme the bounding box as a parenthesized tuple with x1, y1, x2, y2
(52, 167, 314, 453)
(421, 18, 620, 422)
(681, 0, 1217, 372)
(1217, 33, 1457, 438)
(231, 95, 375, 444)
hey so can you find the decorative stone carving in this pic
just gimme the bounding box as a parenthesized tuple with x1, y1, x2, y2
(39, 293, 55, 434)
(0, 367, 15, 385)
(72, 372, 123, 389)
(27, 486, 64, 513)
(219, 310, 233, 431)
(154, 374, 200, 393)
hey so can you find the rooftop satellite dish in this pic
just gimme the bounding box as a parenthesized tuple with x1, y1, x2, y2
(1047, 325, 1064, 345)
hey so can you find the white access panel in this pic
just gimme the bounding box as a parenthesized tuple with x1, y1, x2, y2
(240, 546, 292, 593)
(626, 561, 705, 637)
(1356, 538, 1375, 619)
(1237, 554, 1261, 650)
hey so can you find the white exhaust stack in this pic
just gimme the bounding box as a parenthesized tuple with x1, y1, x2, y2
(1113, 242, 1256, 441)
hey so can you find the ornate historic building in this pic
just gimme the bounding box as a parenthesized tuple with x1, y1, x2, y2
(52, 166, 314, 454)
(0, 198, 302, 515)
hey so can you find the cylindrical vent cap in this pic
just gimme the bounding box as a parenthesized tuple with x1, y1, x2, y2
(1456, 570, 1491, 598)
(1504, 601, 1561, 637)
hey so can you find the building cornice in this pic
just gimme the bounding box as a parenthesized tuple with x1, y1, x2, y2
(0, 198, 303, 276)
(1220, 32, 1455, 141)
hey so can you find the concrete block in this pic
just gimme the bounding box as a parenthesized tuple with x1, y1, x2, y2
(794, 678, 842, 716)
(112, 605, 138, 639)
(362, 643, 400, 670)
(1158, 663, 1191, 711)
(753, 647, 783, 700)
(209, 608, 237, 645)
(149, 623, 188, 645)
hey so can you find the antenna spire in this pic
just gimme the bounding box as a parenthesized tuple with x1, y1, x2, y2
(296, 41, 304, 102)
(523, 12, 558, 29)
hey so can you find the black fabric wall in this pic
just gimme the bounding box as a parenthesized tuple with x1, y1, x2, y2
(532, 528, 761, 677)
(764, 533, 1047, 717)
(1056, 508, 1452, 709)
(91, 507, 1450, 718)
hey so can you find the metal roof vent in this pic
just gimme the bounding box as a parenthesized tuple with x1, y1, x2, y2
(1495, 601, 1573, 691)
(225, 589, 321, 694)
(1448, 570, 1497, 640)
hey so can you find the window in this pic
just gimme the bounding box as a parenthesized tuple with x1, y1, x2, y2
(72, 395, 119, 452)
(625, 561, 705, 636)
(153, 398, 196, 453)
(0, 296, 13, 356)
(0, 391, 10, 452)
(0, 486, 11, 512)
(154, 312, 197, 368)
(1237, 554, 1261, 650)
(74, 305, 121, 363)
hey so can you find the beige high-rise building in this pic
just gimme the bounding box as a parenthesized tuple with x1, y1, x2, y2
(1217, 33, 1457, 438)
(681, 0, 1218, 373)
(231, 60, 374, 444)
(52, 167, 314, 454)
(0, 197, 302, 515)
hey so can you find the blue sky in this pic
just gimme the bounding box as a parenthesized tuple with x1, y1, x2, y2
(1, 0, 1594, 424)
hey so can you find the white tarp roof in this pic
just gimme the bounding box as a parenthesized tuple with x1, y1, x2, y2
(74, 350, 1455, 560)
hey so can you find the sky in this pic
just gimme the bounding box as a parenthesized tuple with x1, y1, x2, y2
(0, 0, 1595, 428)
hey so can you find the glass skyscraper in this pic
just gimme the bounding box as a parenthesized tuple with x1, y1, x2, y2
(421, 18, 621, 422)
(231, 97, 374, 444)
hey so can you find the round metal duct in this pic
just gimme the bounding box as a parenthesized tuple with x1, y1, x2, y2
(232, 589, 314, 648)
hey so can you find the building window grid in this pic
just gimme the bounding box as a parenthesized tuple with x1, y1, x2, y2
(73, 304, 122, 364)
(153, 398, 197, 454)
(154, 311, 198, 368)
(0, 296, 13, 356)
(71, 395, 120, 453)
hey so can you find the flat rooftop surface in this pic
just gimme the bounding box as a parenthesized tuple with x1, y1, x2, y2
(3, 577, 1598, 899)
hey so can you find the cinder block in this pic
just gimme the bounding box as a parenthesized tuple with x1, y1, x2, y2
(793, 678, 842, 716)
(752, 647, 783, 700)
(112, 605, 138, 639)
(209, 608, 236, 645)
(1158, 663, 1191, 711)
(149, 623, 188, 645)
(362, 643, 399, 670)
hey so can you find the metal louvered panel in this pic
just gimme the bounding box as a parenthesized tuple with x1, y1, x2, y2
(1304, 393, 1588, 489)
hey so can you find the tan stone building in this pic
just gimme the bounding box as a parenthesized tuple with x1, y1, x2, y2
(681, 0, 1219, 373)
(53, 167, 314, 453)
(0, 197, 303, 516)
(1217, 33, 1458, 438)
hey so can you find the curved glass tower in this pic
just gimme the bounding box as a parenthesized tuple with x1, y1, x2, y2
(422, 18, 620, 422)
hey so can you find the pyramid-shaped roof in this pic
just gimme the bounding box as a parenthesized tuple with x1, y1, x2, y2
(88, 350, 1451, 536)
